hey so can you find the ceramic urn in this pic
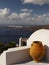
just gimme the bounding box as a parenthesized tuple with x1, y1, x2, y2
(30, 41, 45, 62)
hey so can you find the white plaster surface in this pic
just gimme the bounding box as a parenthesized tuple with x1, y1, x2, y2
(27, 29, 49, 62)
(27, 29, 49, 46)
(13, 60, 49, 65)
(13, 61, 49, 65)
(0, 51, 6, 65)
(0, 46, 31, 65)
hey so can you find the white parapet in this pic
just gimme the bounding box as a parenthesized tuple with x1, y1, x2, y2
(19, 37, 22, 47)
(0, 46, 31, 65)
(0, 51, 7, 65)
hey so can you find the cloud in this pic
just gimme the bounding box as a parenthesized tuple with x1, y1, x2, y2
(8, 12, 31, 25)
(20, 8, 32, 12)
(24, 13, 49, 25)
(9, 12, 30, 19)
(0, 8, 49, 25)
(0, 8, 10, 24)
(0, 8, 10, 17)
(19, 12, 30, 18)
(9, 13, 19, 19)
(22, 0, 49, 5)
(31, 14, 49, 25)
(0, 8, 31, 24)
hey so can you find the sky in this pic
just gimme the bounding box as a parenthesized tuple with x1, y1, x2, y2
(0, 0, 49, 26)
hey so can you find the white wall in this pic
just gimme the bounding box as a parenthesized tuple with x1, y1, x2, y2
(27, 29, 49, 62)
(27, 29, 49, 46)
(0, 51, 6, 65)
(0, 46, 31, 65)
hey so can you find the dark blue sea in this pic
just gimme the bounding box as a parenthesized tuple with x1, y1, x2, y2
(0, 27, 33, 44)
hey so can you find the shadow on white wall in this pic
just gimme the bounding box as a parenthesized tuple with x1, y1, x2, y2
(27, 29, 49, 62)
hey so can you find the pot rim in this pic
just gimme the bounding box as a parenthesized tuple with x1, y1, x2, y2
(33, 41, 42, 44)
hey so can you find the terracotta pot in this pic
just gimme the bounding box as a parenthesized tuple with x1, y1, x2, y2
(30, 41, 45, 62)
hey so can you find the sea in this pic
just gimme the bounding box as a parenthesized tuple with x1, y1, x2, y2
(0, 26, 33, 44)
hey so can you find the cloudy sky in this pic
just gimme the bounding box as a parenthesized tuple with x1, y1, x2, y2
(0, 0, 49, 25)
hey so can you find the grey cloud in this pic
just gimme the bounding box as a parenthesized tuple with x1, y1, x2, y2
(20, 8, 33, 12)
(22, 0, 49, 5)
(0, 8, 49, 25)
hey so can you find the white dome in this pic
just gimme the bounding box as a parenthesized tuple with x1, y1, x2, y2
(27, 29, 49, 47)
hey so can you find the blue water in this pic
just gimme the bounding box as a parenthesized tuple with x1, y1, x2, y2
(0, 27, 33, 44)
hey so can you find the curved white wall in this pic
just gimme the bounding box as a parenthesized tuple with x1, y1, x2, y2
(27, 29, 49, 62)
(27, 29, 49, 47)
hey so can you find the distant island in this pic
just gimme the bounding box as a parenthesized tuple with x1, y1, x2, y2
(6, 25, 49, 31)
(0, 25, 49, 31)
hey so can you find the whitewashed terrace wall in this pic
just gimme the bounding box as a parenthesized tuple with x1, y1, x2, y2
(0, 46, 31, 65)
(0, 51, 6, 65)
